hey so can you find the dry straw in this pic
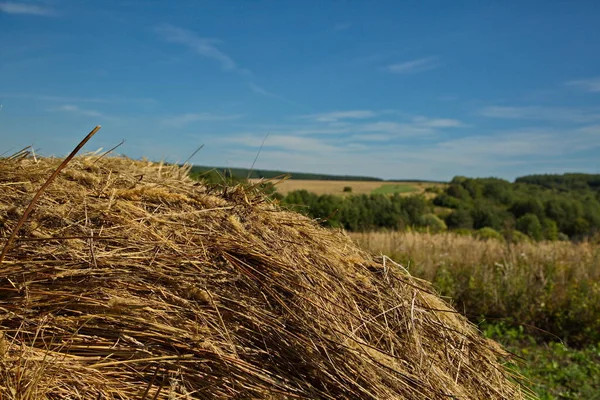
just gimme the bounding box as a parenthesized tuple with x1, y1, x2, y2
(0, 150, 531, 398)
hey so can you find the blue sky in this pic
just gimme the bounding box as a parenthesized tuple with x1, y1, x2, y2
(1, 0, 599, 180)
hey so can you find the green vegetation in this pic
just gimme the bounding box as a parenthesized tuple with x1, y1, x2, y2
(189, 169, 600, 242)
(271, 173, 600, 242)
(438, 174, 600, 240)
(281, 190, 431, 231)
(352, 231, 600, 347)
(371, 183, 419, 195)
(354, 230, 600, 399)
(484, 324, 600, 400)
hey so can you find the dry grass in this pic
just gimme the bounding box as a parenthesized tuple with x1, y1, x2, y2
(0, 155, 528, 399)
(351, 231, 600, 345)
(251, 179, 444, 197)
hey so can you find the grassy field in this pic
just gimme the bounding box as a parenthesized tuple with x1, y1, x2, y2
(251, 179, 444, 196)
(350, 230, 600, 399)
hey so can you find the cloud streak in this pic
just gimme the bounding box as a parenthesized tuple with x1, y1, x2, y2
(479, 105, 600, 123)
(0, 2, 55, 16)
(54, 104, 105, 118)
(385, 57, 439, 74)
(248, 82, 277, 98)
(565, 77, 600, 93)
(302, 110, 377, 123)
(162, 112, 243, 127)
(156, 24, 249, 74)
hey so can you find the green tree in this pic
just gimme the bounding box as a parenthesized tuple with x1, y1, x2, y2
(471, 201, 506, 231)
(516, 213, 543, 241)
(510, 198, 545, 219)
(433, 194, 462, 209)
(445, 208, 474, 229)
(446, 183, 471, 201)
(482, 178, 514, 205)
(542, 218, 559, 241)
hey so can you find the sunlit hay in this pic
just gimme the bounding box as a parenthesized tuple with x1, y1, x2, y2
(0, 156, 531, 399)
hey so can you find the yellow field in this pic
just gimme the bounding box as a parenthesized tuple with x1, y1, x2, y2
(251, 179, 445, 196)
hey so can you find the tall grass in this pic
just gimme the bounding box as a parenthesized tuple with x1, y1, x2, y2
(351, 231, 600, 346)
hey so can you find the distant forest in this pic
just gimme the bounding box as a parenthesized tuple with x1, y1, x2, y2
(191, 168, 600, 241)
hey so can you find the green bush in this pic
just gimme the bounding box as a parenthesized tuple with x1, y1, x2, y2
(473, 227, 503, 241)
(558, 232, 569, 241)
(484, 324, 600, 400)
(343, 186, 352, 193)
(542, 218, 559, 241)
(445, 208, 474, 229)
(503, 229, 530, 244)
(418, 213, 447, 232)
(516, 213, 543, 241)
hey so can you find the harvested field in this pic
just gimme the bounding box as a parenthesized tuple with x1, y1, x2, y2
(250, 179, 444, 197)
(0, 155, 528, 399)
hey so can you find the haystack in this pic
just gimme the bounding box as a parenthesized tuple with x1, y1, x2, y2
(0, 155, 529, 399)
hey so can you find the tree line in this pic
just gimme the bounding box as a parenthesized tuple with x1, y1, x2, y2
(191, 170, 600, 241)
(276, 174, 600, 241)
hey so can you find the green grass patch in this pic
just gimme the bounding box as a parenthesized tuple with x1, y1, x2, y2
(484, 324, 600, 399)
(371, 184, 419, 195)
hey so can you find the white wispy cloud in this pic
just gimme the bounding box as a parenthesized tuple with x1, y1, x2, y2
(349, 133, 392, 142)
(247, 82, 307, 109)
(162, 112, 243, 127)
(479, 105, 600, 123)
(353, 116, 463, 138)
(0, 2, 55, 16)
(156, 24, 248, 74)
(358, 121, 433, 137)
(411, 116, 464, 128)
(302, 110, 377, 123)
(256, 111, 464, 140)
(565, 77, 600, 93)
(225, 134, 339, 153)
(248, 82, 277, 98)
(54, 104, 105, 118)
(578, 124, 600, 135)
(385, 57, 439, 74)
(217, 125, 598, 181)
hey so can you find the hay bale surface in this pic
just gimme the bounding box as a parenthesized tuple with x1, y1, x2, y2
(0, 156, 527, 399)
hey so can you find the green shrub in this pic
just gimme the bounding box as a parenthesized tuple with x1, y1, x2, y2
(445, 208, 474, 229)
(542, 218, 559, 241)
(473, 227, 503, 241)
(343, 186, 352, 193)
(558, 232, 569, 241)
(484, 324, 600, 400)
(503, 229, 530, 244)
(418, 213, 447, 232)
(516, 213, 543, 241)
